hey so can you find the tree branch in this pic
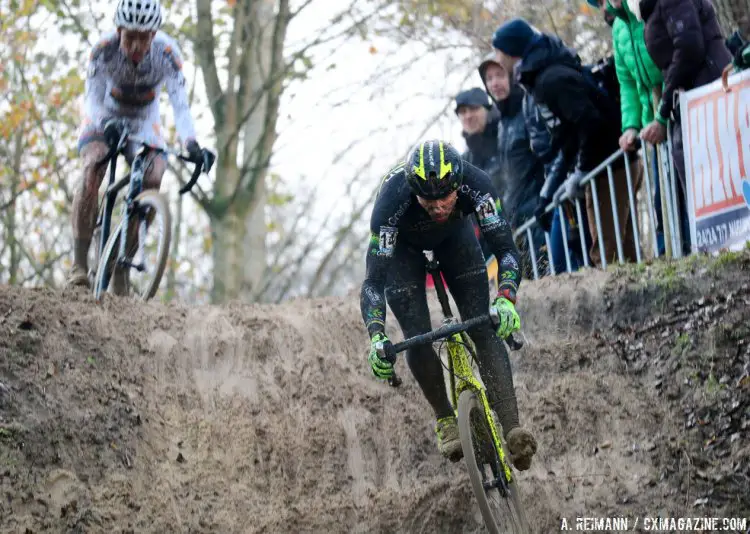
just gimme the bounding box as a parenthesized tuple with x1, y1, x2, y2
(305, 182, 378, 297)
(220, 1, 390, 157)
(265, 153, 375, 301)
(195, 0, 224, 123)
(15, 57, 74, 203)
(318, 239, 367, 296)
(57, 0, 93, 46)
(0, 186, 35, 212)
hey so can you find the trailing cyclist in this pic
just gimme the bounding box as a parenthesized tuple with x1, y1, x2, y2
(360, 139, 538, 471)
(67, 0, 207, 291)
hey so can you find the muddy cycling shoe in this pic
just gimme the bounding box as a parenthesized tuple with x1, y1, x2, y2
(66, 265, 90, 289)
(436, 416, 462, 462)
(506, 427, 538, 471)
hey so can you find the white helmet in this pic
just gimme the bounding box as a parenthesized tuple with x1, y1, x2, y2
(114, 0, 162, 32)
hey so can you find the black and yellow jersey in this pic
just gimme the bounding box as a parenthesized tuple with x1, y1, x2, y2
(360, 160, 521, 337)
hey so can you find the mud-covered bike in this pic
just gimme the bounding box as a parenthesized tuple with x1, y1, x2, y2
(88, 120, 215, 302)
(378, 250, 530, 534)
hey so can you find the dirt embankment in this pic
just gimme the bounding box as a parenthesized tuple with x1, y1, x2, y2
(0, 250, 748, 533)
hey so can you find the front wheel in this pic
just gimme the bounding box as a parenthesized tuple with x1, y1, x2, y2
(93, 189, 172, 301)
(457, 389, 530, 534)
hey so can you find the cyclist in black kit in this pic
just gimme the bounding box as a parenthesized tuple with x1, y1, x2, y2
(360, 139, 538, 470)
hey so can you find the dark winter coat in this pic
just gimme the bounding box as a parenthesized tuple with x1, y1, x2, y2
(523, 91, 576, 202)
(461, 107, 504, 197)
(515, 34, 623, 175)
(640, 0, 732, 123)
(480, 81, 546, 227)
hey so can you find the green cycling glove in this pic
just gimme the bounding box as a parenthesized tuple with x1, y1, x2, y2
(490, 296, 521, 339)
(368, 332, 394, 379)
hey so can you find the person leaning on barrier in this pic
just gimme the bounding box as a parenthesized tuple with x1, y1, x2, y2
(477, 52, 548, 278)
(590, 0, 667, 255)
(454, 88, 503, 197)
(491, 18, 643, 267)
(635, 0, 732, 254)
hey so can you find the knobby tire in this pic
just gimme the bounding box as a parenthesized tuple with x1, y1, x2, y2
(93, 190, 171, 301)
(457, 389, 530, 534)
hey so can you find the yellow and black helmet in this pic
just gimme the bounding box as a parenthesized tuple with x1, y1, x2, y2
(404, 139, 464, 200)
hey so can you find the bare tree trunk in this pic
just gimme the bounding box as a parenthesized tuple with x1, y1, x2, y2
(713, 0, 750, 37)
(8, 127, 24, 285)
(210, 174, 249, 301)
(196, 0, 290, 303)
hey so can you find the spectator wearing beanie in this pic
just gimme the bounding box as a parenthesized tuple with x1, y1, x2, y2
(492, 17, 643, 267)
(477, 52, 548, 278)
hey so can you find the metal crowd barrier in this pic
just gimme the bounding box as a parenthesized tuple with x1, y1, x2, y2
(512, 139, 686, 280)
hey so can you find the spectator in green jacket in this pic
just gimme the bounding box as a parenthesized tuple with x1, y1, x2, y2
(590, 0, 666, 255)
(606, 0, 664, 151)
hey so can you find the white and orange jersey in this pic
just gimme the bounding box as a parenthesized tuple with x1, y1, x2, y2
(81, 30, 196, 149)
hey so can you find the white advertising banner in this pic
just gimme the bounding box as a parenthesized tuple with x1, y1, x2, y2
(680, 69, 750, 252)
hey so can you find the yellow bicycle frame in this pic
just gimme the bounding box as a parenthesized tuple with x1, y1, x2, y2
(445, 330, 513, 484)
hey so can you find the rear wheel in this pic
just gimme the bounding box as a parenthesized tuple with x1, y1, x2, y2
(457, 389, 530, 534)
(93, 189, 171, 301)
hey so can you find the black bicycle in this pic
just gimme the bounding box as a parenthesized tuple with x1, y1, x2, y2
(377, 251, 530, 533)
(89, 120, 215, 301)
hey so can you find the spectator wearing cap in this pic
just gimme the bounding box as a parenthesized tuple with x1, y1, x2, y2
(454, 87, 501, 261)
(492, 17, 642, 267)
(477, 52, 548, 278)
(454, 88, 504, 199)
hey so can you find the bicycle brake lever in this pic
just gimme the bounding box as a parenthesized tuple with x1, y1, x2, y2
(489, 308, 524, 350)
(375, 341, 401, 387)
(506, 334, 524, 351)
(201, 149, 216, 174)
(489, 307, 499, 326)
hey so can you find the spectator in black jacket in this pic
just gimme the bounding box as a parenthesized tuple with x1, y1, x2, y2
(454, 88, 503, 194)
(492, 18, 643, 267)
(524, 82, 592, 274)
(477, 53, 548, 277)
(454, 87, 502, 261)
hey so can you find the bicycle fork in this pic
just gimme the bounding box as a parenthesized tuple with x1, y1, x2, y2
(425, 249, 514, 488)
(447, 335, 514, 490)
(117, 155, 148, 273)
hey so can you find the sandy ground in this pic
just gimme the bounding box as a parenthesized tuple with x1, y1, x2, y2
(1, 252, 748, 533)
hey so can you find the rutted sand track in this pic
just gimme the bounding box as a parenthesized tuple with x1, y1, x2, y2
(0, 252, 748, 533)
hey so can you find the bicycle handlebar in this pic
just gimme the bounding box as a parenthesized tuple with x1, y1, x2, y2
(94, 123, 215, 195)
(178, 149, 216, 195)
(377, 314, 524, 388)
(391, 316, 489, 353)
